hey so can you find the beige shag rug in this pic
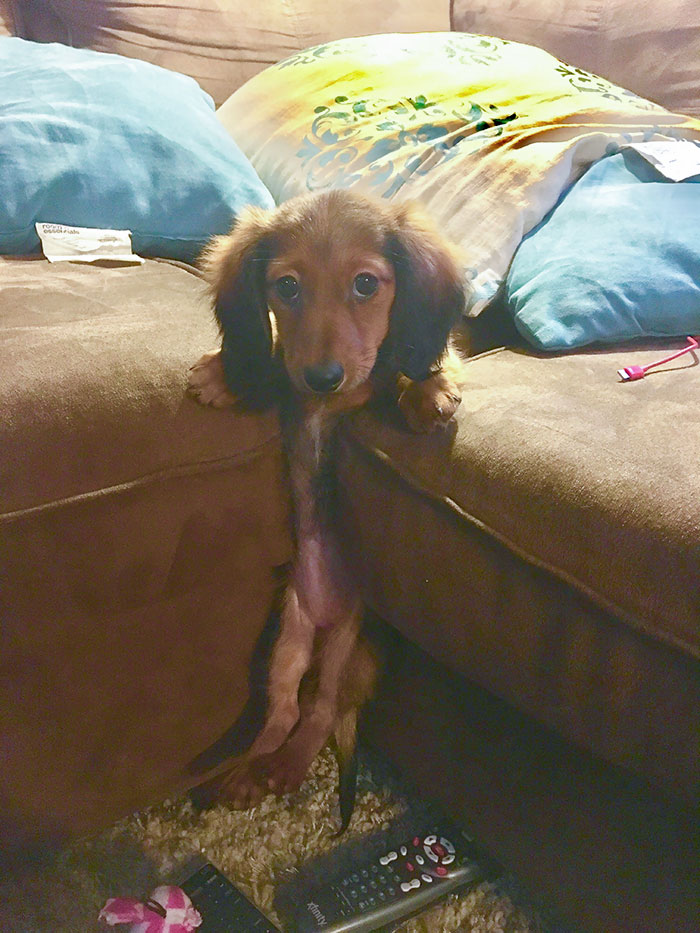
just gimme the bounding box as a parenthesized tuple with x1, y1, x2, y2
(2, 748, 553, 933)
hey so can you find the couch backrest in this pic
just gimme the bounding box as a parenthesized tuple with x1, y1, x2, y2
(451, 0, 700, 117)
(0, 0, 18, 35)
(10, 0, 697, 116)
(16, 0, 450, 106)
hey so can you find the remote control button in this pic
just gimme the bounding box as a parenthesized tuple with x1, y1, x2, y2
(442, 855, 455, 865)
(435, 865, 448, 877)
(421, 873, 433, 883)
(432, 843, 447, 859)
(413, 837, 421, 847)
(400, 846, 407, 856)
(416, 855, 425, 865)
(400, 879, 421, 892)
(406, 862, 414, 872)
(440, 837, 456, 854)
(424, 835, 437, 845)
(424, 846, 439, 862)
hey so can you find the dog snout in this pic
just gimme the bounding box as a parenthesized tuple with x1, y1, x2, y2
(303, 361, 345, 394)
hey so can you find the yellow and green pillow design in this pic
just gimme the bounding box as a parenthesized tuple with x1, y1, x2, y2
(218, 32, 700, 312)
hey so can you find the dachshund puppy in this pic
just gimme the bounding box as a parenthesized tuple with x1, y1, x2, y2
(188, 190, 466, 823)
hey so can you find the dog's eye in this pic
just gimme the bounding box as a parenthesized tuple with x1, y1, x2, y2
(274, 275, 300, 303)
(353, 273, 379, 299)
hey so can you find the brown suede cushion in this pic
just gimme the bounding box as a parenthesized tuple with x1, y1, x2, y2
(338, 345, 700, 794)
(0, 257, 292, 850)
(0, 0, 18, 34)
(1, 258, 285, 516)
(20, 0, 449, 106)
(347, 346, 700, 657)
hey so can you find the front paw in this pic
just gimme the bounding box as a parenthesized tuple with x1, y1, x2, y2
(254, 744, 311, 797)
(192, 758, 269, 810)
(398, 373, 462, 433)
(187, 349, 237, 408)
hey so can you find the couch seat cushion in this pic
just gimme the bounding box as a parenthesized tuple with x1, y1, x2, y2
(0, 257, 292, 846)
(1, 257, 285, 517)
(337, 344, 700, 794)
(342, 345, 700, 658)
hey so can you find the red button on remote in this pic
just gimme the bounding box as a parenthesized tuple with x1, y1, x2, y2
(435, 865, 448, 877)
(432, 844, 447, 858)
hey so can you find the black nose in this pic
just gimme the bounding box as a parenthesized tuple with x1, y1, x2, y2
(303, 361, 345, 393)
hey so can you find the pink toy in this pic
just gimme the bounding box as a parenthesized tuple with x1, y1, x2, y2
(99, 885, 202, 933)
(618, 335, 699, 381)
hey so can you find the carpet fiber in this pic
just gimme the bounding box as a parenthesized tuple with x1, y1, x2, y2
(1, 747, 556, 932)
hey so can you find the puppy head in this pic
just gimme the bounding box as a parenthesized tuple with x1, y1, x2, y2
(203, 190, 465, 406)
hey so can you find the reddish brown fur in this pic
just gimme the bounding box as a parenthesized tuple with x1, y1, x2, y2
(188, 190, 466, 817)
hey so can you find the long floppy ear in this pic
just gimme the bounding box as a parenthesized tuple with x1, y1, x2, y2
(385, 203, 466, 381)
(200, 207, 280, 408)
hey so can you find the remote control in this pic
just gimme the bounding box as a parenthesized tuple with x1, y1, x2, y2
(289, 827, 500, 932)
(180, 858, 281, 932)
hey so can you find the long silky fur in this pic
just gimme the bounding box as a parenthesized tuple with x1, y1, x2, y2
(384, 203, 467, 381)
(192, 191, 464, 829)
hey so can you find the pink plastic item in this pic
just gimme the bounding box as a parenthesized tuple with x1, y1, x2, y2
(99, 885, 202, 933)
(618, 335, 699, 381)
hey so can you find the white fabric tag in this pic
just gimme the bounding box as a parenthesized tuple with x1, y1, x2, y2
(623, 139, 700, 182)
(35, 223, 144, 263)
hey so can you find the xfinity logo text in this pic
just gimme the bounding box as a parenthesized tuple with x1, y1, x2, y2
(306, 900, 328, 926)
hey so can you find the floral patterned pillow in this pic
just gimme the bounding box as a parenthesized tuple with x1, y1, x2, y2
(217, 32, 700, 313)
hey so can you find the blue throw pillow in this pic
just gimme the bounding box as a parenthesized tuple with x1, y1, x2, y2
(504, 149, 700, 349)
(0, 38, 273, 262)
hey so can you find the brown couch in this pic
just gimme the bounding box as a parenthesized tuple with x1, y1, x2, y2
(1, 3, 698, 932)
